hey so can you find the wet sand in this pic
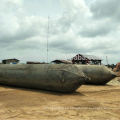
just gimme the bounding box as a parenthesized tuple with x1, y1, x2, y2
(0, 78, 120, 120)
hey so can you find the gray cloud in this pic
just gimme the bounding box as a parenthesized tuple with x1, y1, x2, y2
(0, 0, 120, 64)
(90, 0, 120, 20)
(79, 22, 114, 37)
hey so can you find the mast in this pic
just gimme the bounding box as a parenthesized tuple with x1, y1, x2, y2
(106, 56, 109, 65)
(47, 16, 50, 63)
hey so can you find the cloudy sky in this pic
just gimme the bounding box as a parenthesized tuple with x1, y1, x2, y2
(0, 0, 119, 64)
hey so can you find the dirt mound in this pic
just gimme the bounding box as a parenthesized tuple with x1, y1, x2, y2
(108, 77, 120, 85)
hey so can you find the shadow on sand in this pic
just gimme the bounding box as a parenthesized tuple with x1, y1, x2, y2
(0, 84, 84, 96)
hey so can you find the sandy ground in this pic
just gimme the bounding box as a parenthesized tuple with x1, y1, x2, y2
(0, 78, 120, 120)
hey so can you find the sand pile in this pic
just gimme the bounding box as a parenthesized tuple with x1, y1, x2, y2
(108, 77, 120, 85)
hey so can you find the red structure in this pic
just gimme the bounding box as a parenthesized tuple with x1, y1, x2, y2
(72, 54, 102, 65)
(116, 62, 120, 71)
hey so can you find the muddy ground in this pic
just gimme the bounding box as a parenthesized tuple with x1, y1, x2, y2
(0, 77, 120, 120)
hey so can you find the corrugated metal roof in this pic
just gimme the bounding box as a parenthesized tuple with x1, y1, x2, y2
(82, 55, 102, 60)
(73, 54, 102, 61)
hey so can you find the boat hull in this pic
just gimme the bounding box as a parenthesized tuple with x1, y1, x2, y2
(0, 64, 85, 92)
(76, 65, 116, 85)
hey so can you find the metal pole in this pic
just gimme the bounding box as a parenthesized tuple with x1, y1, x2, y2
(106, 56, 109, 65)
(47, 16, 50, 63)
